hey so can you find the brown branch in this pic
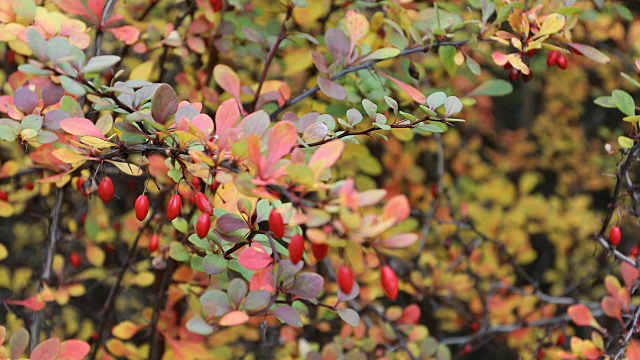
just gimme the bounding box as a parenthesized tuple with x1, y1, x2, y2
(249, 4, 294, 112)
(89, 202, 161, 360)
(269, 38, 486, 120)
(30, 185, 65, 351)
(148, 259, 176, 360)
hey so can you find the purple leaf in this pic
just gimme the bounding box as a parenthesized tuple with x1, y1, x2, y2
(289, 272, 324, 300)
(216, 213, 248, 234)
(202, 253, 227, 275)
(325, 28, 349, 64)
(227, 278, 248, 308)
(311, 51, 328, 73)
(272, 305, 303, 327)
(318, 77, 347, 100)
(14, 88, 38, 114)
(277, 259, 304, 287)
(43, 110, 70, 130)
(243, 290, 271, 311)
(151, 83, 178, 123)
(200, 289, 232, 317)
(338, 308, 360, 327)
(42, 82, 64, 107)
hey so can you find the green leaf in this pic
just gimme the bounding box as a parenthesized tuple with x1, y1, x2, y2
(172, 218, 188, 234)
(169, 242, 190, 262)
(360, 47, 401, 61)
(362, 99, 377, 118)
(188, 233, 210, 251)
(467, 79, 513, 97)
(594, 96, 617, 108)
(186, 316, 214, 336)
(466, 55, 481, 76)
(613, 4, 633, 21)
(0, 125, 17, 141)
(569, 43, 610, 64)
(83, 55, 121, 73)
(438, 45, 457, 76)
(623, 116, 640, 123)
(26, 27, 46, 61)
(618, 136, 634, 149)
(17, 64, 50, 76)
(612, 90, 636, 116)
(621, 73, 640, 89)
(191, 256, 204, 272)
(202, 254, 228, 275)
(59, 75, 86, 96)
(21, 114, 43, 131)
(338, 308, 360, 327)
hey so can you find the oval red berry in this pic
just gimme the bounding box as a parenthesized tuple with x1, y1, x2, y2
(312, 243, 329, 260)
(289, 235, 304, 264)
(70, 252, 81, 269)
(337, 265, 354, 295)
(195, 192, 212, 214)
(196, 213, 211, 238)
(149, 234, 160, 252)
(0, 191, 8, 202)
(380, 265, 398, 300)
(135, 195, 149, 221)
(547, 50, 559, 67)
(97, 177, 114, 203)
(167, 194, 182, 220)
(508, 68, 520, 82)
(269, 209, 285, 238)
(609, 226, 621, 246)
(557, 54, 568, 70)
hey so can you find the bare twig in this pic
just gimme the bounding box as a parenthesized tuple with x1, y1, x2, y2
(148, 259, 176, 360)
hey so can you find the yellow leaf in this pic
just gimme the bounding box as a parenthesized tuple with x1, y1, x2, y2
(535, 13, 565, 38)
(130, 59, 156, 80)
(80, 136, 115, 149)
(112, 320, 144, 340)
(0, 243, 7, 260)
(506, 54, 529, 75)
(129, 272, 155, 287)
(52, 148, 88, 164)
(106, 160, 143, 176)
(346, 10, 369, 46)
(67, 283, 85, 297)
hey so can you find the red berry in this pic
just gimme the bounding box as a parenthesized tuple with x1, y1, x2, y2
(135, 195, 149, 221)
(289, 235, 304, 264)
(470, 321, 480, 332)
(557, 333, 565, 346)
(25, 182, 34, 190)
(149, 234, 160, 252)
(195, 192, 212, 214)
(114, 222, 122, 232)
(557, 54, 568, 70)
(312, 243, 329, 260)
(167, 194, 182, 220)
(196, 213, 211, 238)
(527, 49, 535, 57)
(503, 62, 513, 70)
(547, 50, 559, 67)
(192, 176, 202, 189)
(380, 265, 399, 300)
(610, 226, 621, 246)
(537, 349, 545, 360)
(509, 68, 520, 82)
(269, 209, 285, 238)
(630, 245, 639, 257)
(97, 177, 114, 203)
(337, 265, 354, 294)
(462, 343, 472, 354)
(0, 191, 8, 202)
(70, 252, 81, 268)
(523, 69, 533, 83)
(431, 182, 438, 197)
(76, 177, 86, 196)
(209, 180, 219, 192)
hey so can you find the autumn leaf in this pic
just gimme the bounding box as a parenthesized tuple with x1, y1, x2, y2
(237, 243, 273, 271)
(567, 304, 605, 333)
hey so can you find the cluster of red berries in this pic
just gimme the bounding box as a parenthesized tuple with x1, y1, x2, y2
(507, 49, 569, 83)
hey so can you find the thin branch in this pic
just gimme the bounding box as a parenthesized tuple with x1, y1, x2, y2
(89, 203, 160, 360)
(249, 4, 294, 112)
(30, 186, 65, 351)
(269, 38, 484, 120)
(148, 259, 176, 360)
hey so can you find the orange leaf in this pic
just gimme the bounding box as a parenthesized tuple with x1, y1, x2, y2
(58, 339, 91, 360)
(628, 339, 640, 360)
(309, 140, 345, 174)
(111, 320, 145, 340)
(345, 10, 369, 57)
(213, 65, 242, 106)
(106, 25, 140, 45)
(621, 261, 639, 290)
(214, 98, 240, 135)
(267, 121, 297, 166)
(376, 70, 426, 104)
(567, 304, 604, 332)
(600, 296, 623, 324)
(30, 337, 60, 360)
(4, 294, 46, 311)
(60, 118, 107, 140)
(219, 310, 249, 326)
(382, 194, 410, 223)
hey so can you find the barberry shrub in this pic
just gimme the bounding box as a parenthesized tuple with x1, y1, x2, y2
(0, 0, 639, 359)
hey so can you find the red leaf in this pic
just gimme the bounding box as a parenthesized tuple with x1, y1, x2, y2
(58, 339, 91, 360)
(238, 243, 273, 271)
(213, 65, 242, 108)
(106, 25, 140, 45)
(317, 77, 347, 100)
(567, 304, 594, 326)
(309, 140, 344, 172)
(30, 337, 60, 360)
(4, 295, 46, 311)
(601, 296, 623, 324)
(219, 310, 249, 326)
(250, 267, 275, 292)
(628, 339, 640, 360)
(382, 194, 410, 223)
(267, 121, 297, 166)
(215, 99, 240, 135)
(376, 70, 426, 104)
(87, 0, 106, 23)
(54, 0, 97, 24)
(621, 261, 639, 290)
(60, 118, 107, 139)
